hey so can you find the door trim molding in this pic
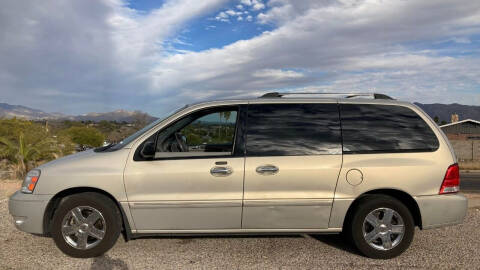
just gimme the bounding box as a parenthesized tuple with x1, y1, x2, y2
(243, 199, 333, 207)
(129, 200, 241, 209)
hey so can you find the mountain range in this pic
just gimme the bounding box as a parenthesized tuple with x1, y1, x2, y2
(1, 101, 479, 123)
(414, 103, 480, 123)
(0, 102, 157, 123)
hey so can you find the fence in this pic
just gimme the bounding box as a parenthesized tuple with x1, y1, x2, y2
(449, 140, 480, 160)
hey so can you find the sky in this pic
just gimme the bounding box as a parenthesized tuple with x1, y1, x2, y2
(0, 0, 479, 117)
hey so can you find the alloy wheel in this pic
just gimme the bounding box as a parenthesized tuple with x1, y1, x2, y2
(61, 206, 106, 250)
(362, 207, 405, 251)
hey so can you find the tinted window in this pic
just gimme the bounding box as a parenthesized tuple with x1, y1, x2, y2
(246, 103, 341, 156)
(340, 104, 439, 154)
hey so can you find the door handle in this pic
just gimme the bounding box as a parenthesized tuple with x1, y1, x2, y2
(210, 166, 233, 177)
(256, 165, 279, 175)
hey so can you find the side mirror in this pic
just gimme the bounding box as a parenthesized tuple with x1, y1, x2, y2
(140, 141, 156, 159)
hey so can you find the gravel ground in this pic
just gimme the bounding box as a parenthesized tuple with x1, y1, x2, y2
(1, 181, 480, 269)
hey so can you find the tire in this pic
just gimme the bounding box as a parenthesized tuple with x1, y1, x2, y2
(51, 192, 122, 258)
(348, 195, 415, 259)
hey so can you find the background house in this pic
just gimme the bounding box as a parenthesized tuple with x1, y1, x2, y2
(441, 119, 480, 140)
(440, 118, 480, 160)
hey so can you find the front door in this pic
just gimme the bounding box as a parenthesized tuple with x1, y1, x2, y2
(242, 102, 343, 229)
(124, 106, 245, 232)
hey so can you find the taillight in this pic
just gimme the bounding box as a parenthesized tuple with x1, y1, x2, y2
(439, 164, 460, 194)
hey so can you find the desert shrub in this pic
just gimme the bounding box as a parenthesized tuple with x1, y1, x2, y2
(62, 126, 104, 148)
(0, 119, 59, 177)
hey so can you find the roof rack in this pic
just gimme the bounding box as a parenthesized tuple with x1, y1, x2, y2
(259, 92, 394, 100)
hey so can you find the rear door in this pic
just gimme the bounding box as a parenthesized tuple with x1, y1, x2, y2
(242, 102, 343, 229)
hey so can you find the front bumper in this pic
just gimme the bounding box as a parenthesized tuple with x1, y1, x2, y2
(415, 193, 468, 229)
(8, 191, 53, 234)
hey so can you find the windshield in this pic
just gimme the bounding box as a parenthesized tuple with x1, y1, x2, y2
(106, 105, 188, 151)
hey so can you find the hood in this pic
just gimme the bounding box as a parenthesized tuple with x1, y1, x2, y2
(36, 148, 131, 174)
(37, 149, 98, 170)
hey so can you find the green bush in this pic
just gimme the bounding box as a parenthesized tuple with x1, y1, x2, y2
(63, 126, 105, 148)
(0, 119, 71, 178)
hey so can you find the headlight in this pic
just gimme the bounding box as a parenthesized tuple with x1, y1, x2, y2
(21, 169, 41, 194)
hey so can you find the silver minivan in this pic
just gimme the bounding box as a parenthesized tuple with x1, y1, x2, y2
(9, 92, 467, 259)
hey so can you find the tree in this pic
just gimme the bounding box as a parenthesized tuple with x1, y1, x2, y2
(97, 120, 116, 132)
(64, 127, 105, 148)
(219, 111, 232, 137)
(433, 116, 439, 123)
(220, 111, 231, 122)
(0, 118, 32, 138)
(55, 133, 76, 157)
(440, 120, 447, 125)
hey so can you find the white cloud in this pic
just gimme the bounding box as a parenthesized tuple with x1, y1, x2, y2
(0, 0, 228, 114)
(215, 11, 230, 22)
(450, 37, 471, 44)
(215, 8, 246, 23)
(254, 69, 305, 79)
(214, 0, 262, 24)
(225, 9, 237, 16)
(217, 11, 228, 18)
(293, 55, 480, 106)
(1, 0, 480, 116)
(239, 0, 264, 11)
(240, 0, 252, 6)
(110, 0, 229, 67)
(257, 12, 267, 22)
(147, 0, 480, 107)
(252, 0, 265, 11)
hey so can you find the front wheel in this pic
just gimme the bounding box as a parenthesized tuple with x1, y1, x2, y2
(348, 195, 415, 259)
(51, 192, 122, 258)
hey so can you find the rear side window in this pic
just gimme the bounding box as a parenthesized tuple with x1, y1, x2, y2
(246, 103, 341, 156)
(340, 104, 439, 154)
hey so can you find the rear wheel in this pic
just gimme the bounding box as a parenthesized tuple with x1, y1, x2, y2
(348, 195, 414, 259)
(51, 192, 122, 258)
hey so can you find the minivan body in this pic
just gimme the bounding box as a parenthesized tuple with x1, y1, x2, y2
(9, 95, 468, 259)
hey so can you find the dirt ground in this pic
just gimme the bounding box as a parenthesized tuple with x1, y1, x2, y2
(0, 179, 21, 197)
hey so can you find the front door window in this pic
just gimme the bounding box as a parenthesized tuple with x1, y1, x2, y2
(137, 107, 239, 160)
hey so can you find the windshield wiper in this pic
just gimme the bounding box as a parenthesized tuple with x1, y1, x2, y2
(94, 143, 116, 152)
